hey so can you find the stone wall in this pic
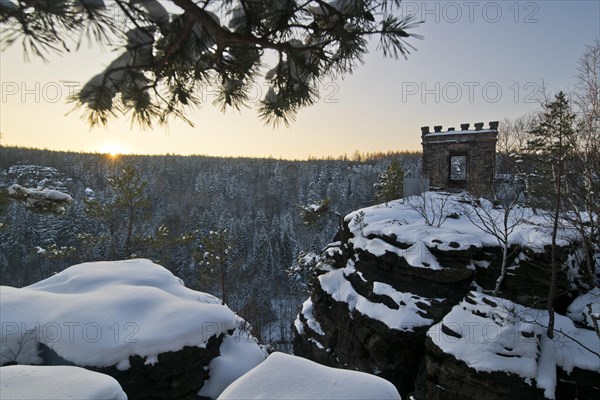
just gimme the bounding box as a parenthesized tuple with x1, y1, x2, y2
(421, 122, 498, 193)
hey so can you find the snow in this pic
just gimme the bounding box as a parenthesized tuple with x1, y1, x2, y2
(427, 292, 600, 399)
(373, 282, 443, 307)
(345, 193, 575, 263)
(425, 129, 497, 137)
(0, 365, 127, 400)
(567, 288, 600, 329)
(294, 316, 304, 335)
(352, 235, 444, 270)
(403, 242, 442, 269)
(7, 165, 59, 177)
(34, 246, 46, 254)
(197, 319, 267, 399)
(318, 263, 434, 331)
(217, 352, 401, 400)
(308, 337, 325, 349)
(300, 299, 325, 336)
(8, 184, 72, 203)
(1, 259, 236, 368)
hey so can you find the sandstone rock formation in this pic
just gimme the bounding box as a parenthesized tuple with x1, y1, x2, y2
(293, 194, 599, 399)
(0, 260, 266, 400)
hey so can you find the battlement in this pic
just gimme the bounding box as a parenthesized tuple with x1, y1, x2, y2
(421, 121, 499, 136)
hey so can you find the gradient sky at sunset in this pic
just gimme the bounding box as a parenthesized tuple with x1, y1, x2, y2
(1, 1, 599, 159)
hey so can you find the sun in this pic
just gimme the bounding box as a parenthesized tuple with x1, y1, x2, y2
(99, 142, 128, 157)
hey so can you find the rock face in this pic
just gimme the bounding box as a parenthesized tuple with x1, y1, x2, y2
(96, 341, 223, 400)
(293, 237, 474, 397)
(37, 341, 223, 399)
(293, 194, 599, 399)
(421, 336, 546, 400)
(38, 340, 224, 399)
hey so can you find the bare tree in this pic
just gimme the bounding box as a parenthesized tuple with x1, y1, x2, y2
(84, 164, 150, 258)
(462, 190, 526, 295)
(574, 39, 600, 145)
(407, 191, 450, 227)
(0, 328, 37, 366)
(497, 113, 538, 158)
(562, 38, 600, 287)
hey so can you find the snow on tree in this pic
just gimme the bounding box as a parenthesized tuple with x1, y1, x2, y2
(196, 228, 234, 305)
(287, 251, 320, 293)
(0, 0, 421, 127)
(299, 198, 331, 226)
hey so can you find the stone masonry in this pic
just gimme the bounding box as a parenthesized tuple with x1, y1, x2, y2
(421, 121, 498, 193)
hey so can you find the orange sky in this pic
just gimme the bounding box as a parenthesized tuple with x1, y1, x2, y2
(1, 1, 598, 159)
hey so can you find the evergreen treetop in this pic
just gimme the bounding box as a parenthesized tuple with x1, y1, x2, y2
(0, 0, 421, 127)
(374, 157, 404, 203)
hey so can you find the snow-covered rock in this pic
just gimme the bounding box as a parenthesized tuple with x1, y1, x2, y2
(424, 292, 600, 400)
(0, 259, 265, 399)
(7, 184, 72, 213)
(294, 193, 595, 398)
(218, 352, 401, 400)
(0, 365, 127, 400)
(345, 193, 573, 255)
(567, 288, 600, 330)
(198, 319, 268, 399)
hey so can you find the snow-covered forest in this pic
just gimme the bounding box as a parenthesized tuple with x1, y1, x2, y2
(0, 146, 419, 348)
(0, 1, 598, 397)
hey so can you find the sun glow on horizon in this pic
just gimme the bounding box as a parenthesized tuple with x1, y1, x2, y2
(99, 142, 129, 157)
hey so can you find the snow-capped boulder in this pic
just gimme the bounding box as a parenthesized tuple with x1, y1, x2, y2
(567, 288, 600, 330)
(7, 183, 72, 213)
(218, 352, 401, 400)
(0, 365, 127, 400)
(0, 259, 266, 399)
(422, 292, 600, 400)
(293, 193, 594, 398)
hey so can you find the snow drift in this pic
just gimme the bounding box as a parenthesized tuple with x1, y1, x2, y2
(0, 259, 266, 399)
(218, 352, 401, 400)
(0, 365, 127, 400)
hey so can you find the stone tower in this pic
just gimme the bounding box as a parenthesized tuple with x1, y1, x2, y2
(421, 121, 498, 193)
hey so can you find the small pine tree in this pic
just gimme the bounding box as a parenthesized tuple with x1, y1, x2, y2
(196, 229, 233, 305)
(84, 165, 150, 258)
(374, 158, 404, 204)
(298, 198, 330, 226)
(527, 91, 576, 339)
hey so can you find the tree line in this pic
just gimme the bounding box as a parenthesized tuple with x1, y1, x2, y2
(0, 146, 418, 346)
